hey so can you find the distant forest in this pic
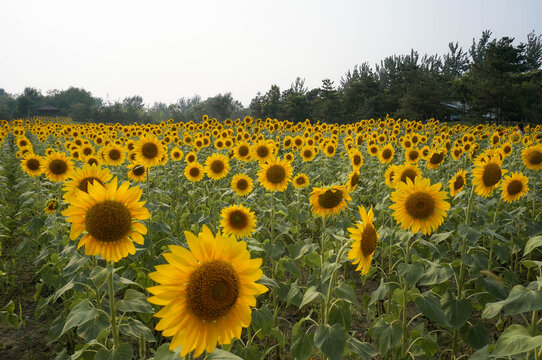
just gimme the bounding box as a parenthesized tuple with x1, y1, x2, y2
(1, 30, 541, 124)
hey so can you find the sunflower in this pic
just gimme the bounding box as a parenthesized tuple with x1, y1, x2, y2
(346, 169, 360, 192)
(42, 152, 74, 183)
(310, 185, 352, 217)
(284, 152, 294, 163)
(426, 149, 446, 169)
(103, 144, 125, 166)
(170, 147, 184, 161)
(292, 173, 310, 189)
(347, 205, 378, 275)
(234, 142, 252, 162)
(62, 164, 113, 201)
(251, 140, 274, 163)
(21, 154, 43, 177)
(349, 149, 364, 169)
(405, 148, 421, 164)
(389, 177, 450, 235)
(231, 174, 254, 196)
(147, 226, 267, 358)
(451, 147, 463, 161)
(220, 204, 257, 238)
(449, 169, 467, 197)
(323, 143, 336, 157)
(135, 134, 165, 167)
(500, 172, 529, 203)
(521, 144, 542, 170)
(62, 178, 150, 262)
(472, 158, 507, 197)
(393, 164, 421, 187)
(185, 162, 204, 182)
(185, 151, 197, 164)
(299, 146, 316, 162)
(44, 199, 58, 214)
(368, 144, 379, 157)
(257, 157, 292, 192)
(384, 164, 400, 188)
(378, 144, 394, 164)
(128, 164, 147, 182)
(205, 153, 230, 180)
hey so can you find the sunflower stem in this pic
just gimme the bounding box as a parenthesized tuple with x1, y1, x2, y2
(400, 234, 411, 356)
(487, 198, 501, 271)
(108, 262, 120, 348)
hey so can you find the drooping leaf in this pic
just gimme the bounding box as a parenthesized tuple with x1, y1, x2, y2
(314, 324, 347, 360)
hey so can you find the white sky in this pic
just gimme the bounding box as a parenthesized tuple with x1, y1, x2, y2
(1, 0, 541, 107)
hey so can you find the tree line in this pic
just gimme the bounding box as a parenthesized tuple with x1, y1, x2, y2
(1, 30, 541, 124)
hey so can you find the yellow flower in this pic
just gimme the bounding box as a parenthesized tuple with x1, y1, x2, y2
(500, 172, 529, 203)
(170, 147, 184, 161)
(205, 153, 230, 180)
(378, 144, 394, 164)
(184, 162, 204, 182)
(127, 164, 147, 182)
(251, 140, 274, 163)
(135, 134, 165, 167)
(393, 164, 421, 188)
(103, 144, 125, 166)
(21, 153, 43, 177)
(62, 178, 150, 262)
(147, 226, 267, 358)
(62, 164, 113, 201)
(44, 199, 58, 214)
(42, 152, 74, 183)
(472, 158, 507, 197)
(346, 169, 360, 192)
(349, 149, 363, 169)
(347, 205, 378, 275)
(449, 169, 467, 197)
(220, 204, 257, 238)
(310, 185, 352, 217)
(292, 173, 310, 189)
(257, 157, 292, 192)
(233, 141, 252, 162)
(390, 177, 450, 235)
(522, 144, 542, 170)
(300, 146, 316, 162)
(231, 174, 253, 196)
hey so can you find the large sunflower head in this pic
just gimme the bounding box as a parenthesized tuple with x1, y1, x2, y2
(62, 164, 113, 201)
(251, 140, 274, 163)
(500, 172, 529, 203)
(378, 144, 394, 164)
(231, 174, 254, 196)
(405, 148, 421, 164)
(522, 144, 542, 170)
(234, 141, 252, 162)
(42, 152, 74, 183)
(135, 134, 165, 167)
(472, 158, 507, 197)
(205, 153, 230, 180)
(449, 169, 467, 197)
(347, 205, 378, 275)
(309, 185, 352, 217)
(389, 176, 450, 235)
(147, 226, 267, 358)
(257, 157, 293, 192)
(127, 164, 147, 182)
(220, 204, 257, 238)
(292, 173, 310, 189)
(300, 146, 317, 162)
(21, 153, 43, 177)
(184, 162, 204, 182)
(61, 177, 150, 262)
(103, 144, 125, 166)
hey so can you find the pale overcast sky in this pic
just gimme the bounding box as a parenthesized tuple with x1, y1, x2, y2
(1, 0, 541, 107)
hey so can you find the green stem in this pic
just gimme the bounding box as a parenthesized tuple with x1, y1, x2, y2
(401, 235, 411, 356)
(270, 191, 275, 242)
(108, 262, 119, 348)
(487, 198, 501, 271)
(323, 241, 350, 325)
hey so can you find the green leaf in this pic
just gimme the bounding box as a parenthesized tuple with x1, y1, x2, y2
(120, 318, 155, 342)
(524, 235, 542, 256)
(397, 262, 424, 286)
(482, 285, 542, 319)
(48, 314, 66, 342)
(62, 253, 89, 276)
(347, 338, 379, 359)
(314, 324, 347, 360)
(150, 343, 179, 360)
(369, 280, 389, 306)
(290, 330, 313, 360)
(369, 317, 402, 354)
(299, 286, 323, 309)
(335, 282, 359, 306)
(53, 279, 75, 302)
(414, 292, 450, 328)
(116, 289, 154, 313)
(77, 312, 109, 342)
(419, 262, 453, 286)
(205, 349, 243, 359)
(461, 321, 491, 350)
(61, 299, 97, 336)
(95, 342, 133, 360)
(256, 274, 278, 288)
(443, 298, 473, 329)
(491, 324, 542, 357)
(251, 305, 273, 336)
(90, 266, 110, 290)
(150, 221, 171, 234)
(429, 231, 453, 244)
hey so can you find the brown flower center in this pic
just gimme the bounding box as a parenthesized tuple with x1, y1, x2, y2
(228, 210, 248, 229)
(85, 200, 132, 243)
(189, 167, 200, 178)
(409, 151, 419, 161)
(83, 147, 93, 156)
(210, 160, 225, 174)
(382, 148, 392, 160)
(26, 158, 40, 171)
(236, 178, 248, 190)
(430, 152, 444, 165)
(187, 260, 239, 321)
(88, 158, 99, 166)
(132, 165, 145, 176)
(353, 154, 362, 166)
(400, 168, 418, 184)
(187, 154, 196, 162)
(108, 149, 121, 161)
(303, 149, 313, 158)
(296, 176, 306, 185)
(317, 189, 344, 209)
(141, 142, 159, 159)
(49, 159, 68, 175)
(482, 163, 502, 187)
(405, 192, 435, 220)
(361, 225, 378, 256)
(238, 145, 249, 157)
(256, 145, 269, 158)
(350, 173, 359, 187)
(266, 165, 286, 184)
(507, 180, 523, 196)
(77, 177, 104, 193)
(453, 175, 465, 190)
(527, 150, 542, 166)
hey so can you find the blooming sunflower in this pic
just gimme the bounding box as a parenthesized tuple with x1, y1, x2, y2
(346, 169, 360, 192)
(500, 172, 529, 203)
(147, 226, 267, 358)
(293, 173, 310, 189)
(378, 144, 394, 164)
(257, 157, 292, 192)
(135, 134, 165, 168)
(389, 176, 450, 235)
(185, 162, 204, 182)
(234, 142, 252, 162)
(310, 185, 352, 217)
(521, 144, 542, 170)
(170, 147, 184, 161)
(472, 158, 507, 197)
(393, 164, 421, 188)
(347, 205, 378, 275)
(185, 151, 197, 164)
(220, 204, 257, 238)
(205, 153, 230, 180)
(42, 152, 74, 183)
(449, 169, 467, 197)
(128, 164, 147, 182)
(426, 149, 446, 169)
(384, 164, 400, 188)
(21, 154, 43, 177)
(44, 199, 58, 214)
(62, 164, 113, 201)
(405, 148, 421, 164)
(251, 140, 274, 163)
(103, 144, 125, 166)
(300, 146, 316, 162)
(62, 177, 150, 262)
(349, 149, 363, 169)
(231, 174, 253, 196)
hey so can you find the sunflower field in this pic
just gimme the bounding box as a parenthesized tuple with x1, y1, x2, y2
(1, 116, 542, 360)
